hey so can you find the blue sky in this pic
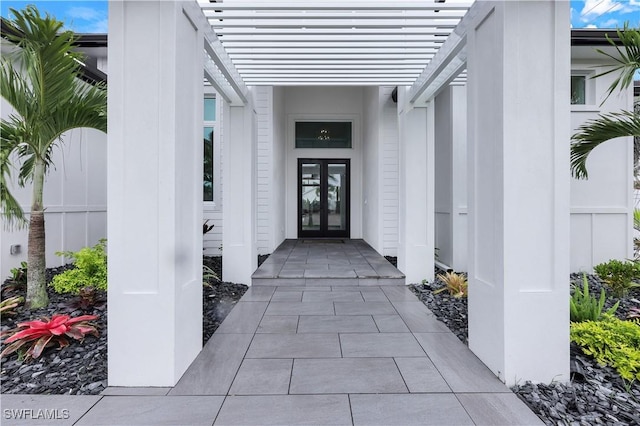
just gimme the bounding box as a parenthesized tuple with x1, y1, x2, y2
(1, 1, 640, 32)
(1, 1, 108, 34)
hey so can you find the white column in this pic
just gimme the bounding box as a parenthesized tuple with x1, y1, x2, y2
(398, 89, 435, 283)
(434, 85, 468, 271)
(467, 0, 570, 385)
(222, 100, 257, 284)
(107, 1, 203, 386)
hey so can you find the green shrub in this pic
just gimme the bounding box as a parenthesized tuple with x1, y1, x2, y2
(570, 274, 619, 322)
(51, 240, 107, 295)
(570, 316, 640, 382)
(593, 259, 640, 297)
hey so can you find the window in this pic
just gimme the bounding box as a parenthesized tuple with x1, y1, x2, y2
(203, 97, 216, 202)
(295, 121, 352, 148)
(571, 75, 586, 105)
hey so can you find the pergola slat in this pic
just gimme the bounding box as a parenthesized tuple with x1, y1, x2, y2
(198, 0, 472, 86)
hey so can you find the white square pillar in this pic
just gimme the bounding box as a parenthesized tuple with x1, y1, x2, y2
(434, 85, 468, 271)
(398, 89, 435, 283)
(107, 1, 203, 386)
(222, 100, 257, 284)
(467, 0, 570, 385)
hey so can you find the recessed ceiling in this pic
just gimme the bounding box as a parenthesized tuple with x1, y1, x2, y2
(198, 0, 474, 86)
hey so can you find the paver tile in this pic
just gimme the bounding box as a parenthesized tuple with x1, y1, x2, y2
(350, 394, 474, 426)
(334, 301, 396, 315)
(360, 289, 388, 302)
(306, 278, 358, 286)
(169, 333, 253, 395)
(277, 269, 305, 278)
(101, 387, 170, 396)
(76, 396, 224, 426)
(340, 333, 426, 357)
(229, 359, 293, 395)
(271, 291, 303, 301)
(239, 286, 275, 302)
(456, 393, 544, 425)
(391, 301, 450, 332)
(257, 315, 299, 333)
(413, 333, 509, 393)
(297, 315, 378, 333)
(290, 358, 407, 394)
(246, 333, 341, 358)
(394, 357, 451, 392)
(214, 395, 351, 425)
(265, 301, 334, 316)
(305, 269, 357, 278)
(1, 395, 101, 426)
(381, 286, 419, 301)
(302, 291, 364, 302)
(215, 301, 268, 334)
(372, 314, 410, 332)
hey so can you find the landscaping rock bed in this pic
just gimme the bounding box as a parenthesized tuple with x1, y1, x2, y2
(1, 257, 246, 395)
(410, 271, 640, 426)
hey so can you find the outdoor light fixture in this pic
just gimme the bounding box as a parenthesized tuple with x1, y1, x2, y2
(317, 129, 331, 140)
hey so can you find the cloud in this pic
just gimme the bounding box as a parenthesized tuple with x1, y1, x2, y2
(585, 23, 599, 28)
(580, 0, 624, 20)
(67, 6, 101, 21)
(65, 4, 107, 34)
(601, 18, 619, 27)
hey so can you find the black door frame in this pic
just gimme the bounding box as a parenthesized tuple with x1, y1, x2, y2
(297, 159, 350, 238)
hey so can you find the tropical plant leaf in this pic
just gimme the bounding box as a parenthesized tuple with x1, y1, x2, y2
(570, 110, 640, 179)
(593, 23, 640, 104)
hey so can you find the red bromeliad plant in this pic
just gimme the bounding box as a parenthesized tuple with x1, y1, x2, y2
(0, 314, 98, 360)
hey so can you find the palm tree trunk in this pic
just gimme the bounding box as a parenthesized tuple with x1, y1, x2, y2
(26, 157, 48, 309)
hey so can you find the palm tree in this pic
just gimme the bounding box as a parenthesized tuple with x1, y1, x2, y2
(0, 7, 107, 309)
(570, 24, 640, 179)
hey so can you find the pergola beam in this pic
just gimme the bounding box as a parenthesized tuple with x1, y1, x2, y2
(197, 0, 472, 86)
(204, 12, 467, 20)
(199, 1, 473, 11)
(183, 2, 248, 105)
(407, 1, 492, 104)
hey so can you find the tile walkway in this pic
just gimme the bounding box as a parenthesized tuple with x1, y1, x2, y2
(2, 240, 543, 425)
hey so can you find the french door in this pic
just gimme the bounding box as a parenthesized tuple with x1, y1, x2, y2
(298, 159, 350, 238)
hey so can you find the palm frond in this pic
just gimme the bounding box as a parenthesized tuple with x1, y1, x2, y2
(593, 23, 640, 104)
(0, 137, 26, 229)
(570, 110, 640, 179)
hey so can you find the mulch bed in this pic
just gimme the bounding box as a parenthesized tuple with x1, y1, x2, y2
(410, 271, 640, 425)
(0, 256, 246, 395)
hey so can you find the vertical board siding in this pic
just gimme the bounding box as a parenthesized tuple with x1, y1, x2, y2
(381, 87, 399, 255)
(255, 87, 273, 254)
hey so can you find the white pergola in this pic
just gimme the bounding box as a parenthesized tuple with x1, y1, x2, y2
(197, 0, 472, 87)
(108, 0, 570, 389)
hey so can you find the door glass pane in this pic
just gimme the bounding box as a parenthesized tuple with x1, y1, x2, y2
(301, 163, 321, 231)
(327, 164, 347, 231)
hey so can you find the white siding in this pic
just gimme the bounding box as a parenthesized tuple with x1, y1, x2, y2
(381, 87, 399, 255)
(1, 99, 107, 278)
(569, 47, 634, 272)
(255, 86, 273, 254)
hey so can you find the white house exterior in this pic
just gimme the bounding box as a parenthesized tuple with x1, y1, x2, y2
(0, 1, 635, 388)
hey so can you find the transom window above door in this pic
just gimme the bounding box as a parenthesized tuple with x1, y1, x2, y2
(295, 121, 352, 149)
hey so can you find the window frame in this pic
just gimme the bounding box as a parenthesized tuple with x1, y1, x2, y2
(570, 69, 598, 112)
(203, 91, 221, 210)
